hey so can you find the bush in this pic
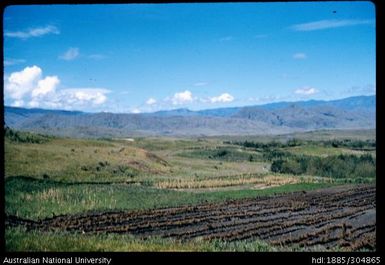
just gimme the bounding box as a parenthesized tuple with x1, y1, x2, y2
(270, 153, 375, 179)
(215, 150, 228, 158)
(263, 149, 290, 161)
(4, 127, 52, 144)
(322, 139, 376, 150)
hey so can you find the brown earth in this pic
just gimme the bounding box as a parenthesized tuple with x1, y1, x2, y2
(6, 184, 375, 251)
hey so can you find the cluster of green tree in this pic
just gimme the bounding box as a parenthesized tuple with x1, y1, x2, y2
(207, 148, 256, 162)
(226, 139, 302, 150)
(320, 139, 376, 150)
(227, 138, 375, 151)
(271, 153, 375, 179)
(4, 127, 53, 144)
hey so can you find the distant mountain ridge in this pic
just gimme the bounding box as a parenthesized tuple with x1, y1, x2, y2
(4, 95, 375, 137)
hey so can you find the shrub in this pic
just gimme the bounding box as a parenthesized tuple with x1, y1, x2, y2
(215, 150, 228, 157)
(270, 153, 375, 179)
(4, 127, 52, 144)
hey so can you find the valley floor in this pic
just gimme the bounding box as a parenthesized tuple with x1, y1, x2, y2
(4, 129, 376, 251)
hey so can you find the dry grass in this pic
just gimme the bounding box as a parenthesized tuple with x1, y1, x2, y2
(155, 175, 299, 189)
(36, 188, 64, 201)
(4, 138, 171, 181)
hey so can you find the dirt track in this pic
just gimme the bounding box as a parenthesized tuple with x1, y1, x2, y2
(6, 184, 376, 251)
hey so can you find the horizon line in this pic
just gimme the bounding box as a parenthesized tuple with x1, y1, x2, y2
(4, 94, 375, 115)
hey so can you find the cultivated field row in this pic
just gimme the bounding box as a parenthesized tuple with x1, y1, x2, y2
(6, 184, 375, 251)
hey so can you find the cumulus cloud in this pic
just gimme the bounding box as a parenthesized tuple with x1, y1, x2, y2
(4, 65, 110, 110)
(162, 90, 235, 106)
(5, 25, 59, 39)
(26, 88, 109, 109)
(5, 65, 42, 100)
(209, 93, 234, 103)
(171, 90, 194, 105)
(294, 87, 319, 96)
(290, 19, 373, 32)
(58, 88, 109, 106)
(146, 98, 157, 105)
(59, 47, 80, 61)
(31, 76, 60, 98)
(293, 53, 307, 59)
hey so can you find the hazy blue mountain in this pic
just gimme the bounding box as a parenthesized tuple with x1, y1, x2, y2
(4, 95, 375, 137)
(151, 107, 241, 117)
(196, 107, 241, 117)
(232, 104, 374, 130)
(4, 106, 84, 128)
(150, 95, 375, 117)
(321, 95, 375, 113)
(234, 95, 375, 112)
(151, 108, 198, 117)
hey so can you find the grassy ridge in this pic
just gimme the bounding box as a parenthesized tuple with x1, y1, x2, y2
(4, 137, 170, 182)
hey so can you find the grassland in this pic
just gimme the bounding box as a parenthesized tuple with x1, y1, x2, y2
(6, 176, 334, 220)
(6, 226, 282, 252)
(4, 128, 376, 251)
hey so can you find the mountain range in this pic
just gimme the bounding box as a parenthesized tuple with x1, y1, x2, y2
(4, 95, 375, 137)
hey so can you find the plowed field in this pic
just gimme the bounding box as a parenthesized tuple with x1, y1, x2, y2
(6, 184, 375, 251)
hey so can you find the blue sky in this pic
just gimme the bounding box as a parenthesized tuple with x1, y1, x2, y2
(3, 2, 375, 113)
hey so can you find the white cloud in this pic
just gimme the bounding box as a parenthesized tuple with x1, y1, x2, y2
(31, 76, 60, 98)
(59, 48, 80, 61)
(295, 87, 319, 96)
(28, 100, 40, 108)
(26, 88, 110, 109)
(193, 82, 208, 87)
(12, 100, 25, 107)
(290, 19, 373, 32)
(4, 58, 26, 66)
(4, 65, 110, 110)
(5, 25, 60, 39)
(131, 108, 141, 114)
(58, 88, 109, 106)
(171, 90, 194, 105)
(5, 65, 42, 99)
(146, 98, 157, 105)
(209, 93, 234, 103)
(293, 53, 307, 60)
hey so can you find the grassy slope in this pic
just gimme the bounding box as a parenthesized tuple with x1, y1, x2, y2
(4, 137, 171, 182)
(284, 144, 374, 157)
